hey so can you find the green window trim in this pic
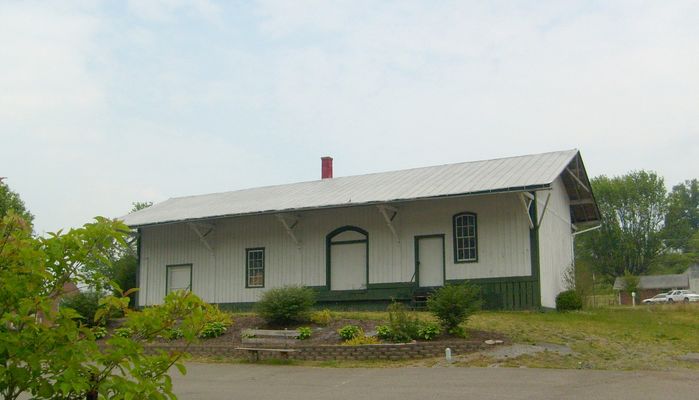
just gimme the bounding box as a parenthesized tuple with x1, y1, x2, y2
(165, 263, 193, 295)
(452, 212, 478, 263)
(245, 247, 265, 288)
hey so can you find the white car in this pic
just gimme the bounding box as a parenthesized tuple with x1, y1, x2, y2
(642, 293, 668, 304)
(666, 290, 699, 303)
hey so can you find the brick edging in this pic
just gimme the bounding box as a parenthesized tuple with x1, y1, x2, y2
(143, 340, 490, 361)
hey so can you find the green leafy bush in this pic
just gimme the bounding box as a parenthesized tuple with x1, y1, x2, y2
(199, 322, 227, 339)
(338, 325, 362, 341)
(376, 325, 392, 340)
(60, 290, 104, 327)
(417, 322, 440, 341)
(296, 327, 312, 340)
(255, 285, 316, 325)
(387, 302, 421, 342)
(164, 328, 184, 340)
(91, 326, 108, 339)
(342, 335, 379, 346)
(427, 282, 481, 333)
(114, 327, 134, 338)
(556, 290, 583, 312)
(205, 305, 233, 326)
(310, 309, 334, 326)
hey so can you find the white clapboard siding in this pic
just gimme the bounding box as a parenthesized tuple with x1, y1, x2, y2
(139, 192, 533, 306)
(537, 177, 574, 308)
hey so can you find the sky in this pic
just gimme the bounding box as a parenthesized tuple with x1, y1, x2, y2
(1, 0, 698, 235)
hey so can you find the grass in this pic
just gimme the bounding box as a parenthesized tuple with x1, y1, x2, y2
(464, 304, 699, 370)
(217, 305, 699, 371)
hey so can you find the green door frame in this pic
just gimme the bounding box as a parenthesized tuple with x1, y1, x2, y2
(326, 225, 369, 291)
(414, 234, 446, 288)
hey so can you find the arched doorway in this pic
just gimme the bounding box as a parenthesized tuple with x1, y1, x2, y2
(326, 226, 368, 291)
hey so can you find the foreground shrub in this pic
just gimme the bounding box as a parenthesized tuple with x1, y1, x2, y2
(199, 321, 227, 339)
(556, 290, 583, 312)
(338, 325, 362, 341)
(427, 282, 481, 333)
(60, 290, 104, 327)
(255, 285, 316, 325)
(416, 322, 440, 341)
(376, 325, 392, 340)
(387, 302, 422, 342)
(205, 305, 233, 326)
(296, 327, 312, 340)
(310, 309, 334, 325)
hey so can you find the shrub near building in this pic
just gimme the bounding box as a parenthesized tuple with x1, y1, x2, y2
(255, 285, 316, 325)
(427, 282, 481, 337)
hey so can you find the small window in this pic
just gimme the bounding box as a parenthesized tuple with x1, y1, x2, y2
(246, 248, 265, 288)
(453, 213, 478, 263)
(167, 264, 192, 293)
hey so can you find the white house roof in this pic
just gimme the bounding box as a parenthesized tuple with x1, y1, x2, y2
(121, 149, 598, 227)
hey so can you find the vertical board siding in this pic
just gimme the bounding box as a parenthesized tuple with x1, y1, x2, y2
(536, 177, 574, 308)
(139, 192, 533, 306)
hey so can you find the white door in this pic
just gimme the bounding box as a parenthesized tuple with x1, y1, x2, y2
(417, 236, 444, 287)
(167, 265, 192, 293)
(331, 243, 367, 290)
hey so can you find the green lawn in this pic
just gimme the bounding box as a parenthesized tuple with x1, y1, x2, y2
(464, 304, 699, 370)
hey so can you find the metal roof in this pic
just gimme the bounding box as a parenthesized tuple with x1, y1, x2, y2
(121, 149, 599, 227)
(613, 274, 690, 291)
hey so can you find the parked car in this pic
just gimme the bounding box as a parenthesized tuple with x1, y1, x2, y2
(666, 290, 699, 303)
(642, 293, 668, 305)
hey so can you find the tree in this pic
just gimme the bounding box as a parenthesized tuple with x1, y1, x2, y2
(0, 213, 216, 400)
(663, 179, 699, 252)
(577, 171, 667, 278)
(131, 201, 153, 212)
(0, 180, 33, 227)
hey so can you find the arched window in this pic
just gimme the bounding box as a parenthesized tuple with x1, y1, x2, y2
(453, 212, 478, 263)
(326, 226, 368, 291)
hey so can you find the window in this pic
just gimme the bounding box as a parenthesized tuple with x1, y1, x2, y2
(166, 264, 192, 294)
(246, 248, 265, 288)
(453, 213, 477, 263)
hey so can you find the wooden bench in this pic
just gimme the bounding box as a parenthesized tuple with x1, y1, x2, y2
(236, 329, 299, 361)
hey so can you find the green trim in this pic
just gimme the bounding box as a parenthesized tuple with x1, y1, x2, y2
(367, 282, 414, 289)
(447, 276, 538, 310)
(325, 226, 369, 290)
(414, 234, 446, 287)
(245, 247, 265, 288)
(165, 263, 193, 296)
(529, 191, 542, 308)
(452, 212, 478, 263)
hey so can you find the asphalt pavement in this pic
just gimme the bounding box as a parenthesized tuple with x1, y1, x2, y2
(172, 363, 699, 400)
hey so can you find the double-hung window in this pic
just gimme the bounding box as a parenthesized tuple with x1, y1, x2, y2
(453, 213, 478, 263)
(246, 248, 265, 288)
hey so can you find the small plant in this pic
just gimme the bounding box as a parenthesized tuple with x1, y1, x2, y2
(255, 285, 316, 325)
(387, 302, 421, 342)
(310, 309, 334, 326)
(199, 321, 227, 339)
(164, 328, 184, 340)
(417, 322, 440, 341)
(296, 327, 312, 340)
(338, 325, 362, 341)
(114, 327, 134, 338)
(376, 325, 393, 340)
(91, 326, 108, 339)
(427, 282, 481, 334)
(60, 290, 104, 327)
(342, 335, 379, 346)
(556, 290, 583, 312)
(205, 305, 234, 326)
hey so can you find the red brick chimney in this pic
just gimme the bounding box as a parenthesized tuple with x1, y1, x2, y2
(321, 156, 333, 179)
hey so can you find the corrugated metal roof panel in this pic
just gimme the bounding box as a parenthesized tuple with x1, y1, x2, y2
(121, 149, 582, 227)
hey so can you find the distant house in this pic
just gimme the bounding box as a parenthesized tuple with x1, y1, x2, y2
(121, 149, 600, 310)
(613, 267, 698, 305)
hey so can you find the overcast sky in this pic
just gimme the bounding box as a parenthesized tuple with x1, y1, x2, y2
(2, 0, 698, 235)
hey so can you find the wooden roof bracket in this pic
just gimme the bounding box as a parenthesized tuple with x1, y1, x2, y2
(519, 192, 535, 229)
(538, 192, 551, 227)
(377, 205, 400, 242)
(566, 167, 590, 193)
(276, 214, 301, 248)
(188, 222, 214, 252)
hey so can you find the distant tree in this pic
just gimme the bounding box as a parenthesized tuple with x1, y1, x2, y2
(663, 179, 699, 252)
(131, 201, 153, 212)
(577, 171, 667, 278)
(0, 180, 33, 227)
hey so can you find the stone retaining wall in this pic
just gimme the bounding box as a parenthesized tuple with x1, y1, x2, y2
(144, 340, 488, 361)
